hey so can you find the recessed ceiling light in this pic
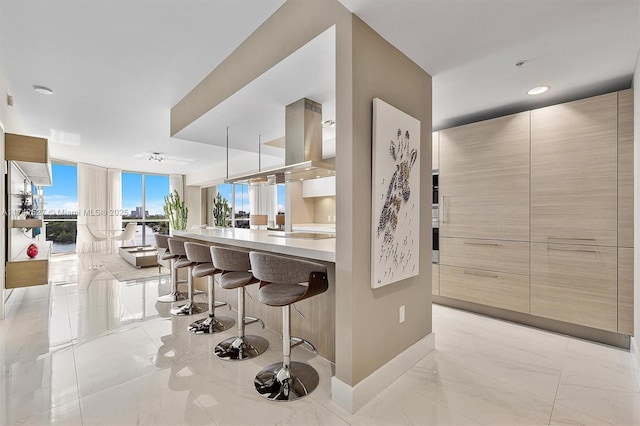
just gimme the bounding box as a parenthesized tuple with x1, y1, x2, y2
(527, 86, 549, 95)
(33, 85, 53, 95)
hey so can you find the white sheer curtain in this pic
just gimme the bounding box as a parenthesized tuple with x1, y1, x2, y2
(76, 163, 108, 253)
(170, 174, 184, 199)
(249, 185, 277, 226)
(107, 168, 122, 249)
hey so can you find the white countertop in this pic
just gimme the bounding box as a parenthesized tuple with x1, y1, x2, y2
(291, 223, 336, 233)
(172, 228, 336, 263)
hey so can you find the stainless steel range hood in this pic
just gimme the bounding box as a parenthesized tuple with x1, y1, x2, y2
(225, 98, 335, 185)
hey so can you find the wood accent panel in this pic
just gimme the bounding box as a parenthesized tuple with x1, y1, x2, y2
(432, 263, 439, 295)
(531, 93, 618, 246)
(5, 133, 48, 163)
(432, 131, 439, 170)
(11, 219, 43, 229)
(6, 260, 49, 288)
(439, 112, 530, 241)
(439, 237, 529, 276)
(618, 247, 633, 335)
(440, 265, 530, 313)
(618, 89, 634, 248)
(531, 242, 617, 332)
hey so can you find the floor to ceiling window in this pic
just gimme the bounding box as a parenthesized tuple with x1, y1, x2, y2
(122, 172, 170, 245)
(43, 163, 78, 254)
(216, 183, 285, 228)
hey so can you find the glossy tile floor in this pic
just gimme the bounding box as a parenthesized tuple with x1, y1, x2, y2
(1, 254, 639, 425)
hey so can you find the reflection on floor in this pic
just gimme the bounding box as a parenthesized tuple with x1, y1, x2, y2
(1, 254, 639, 425)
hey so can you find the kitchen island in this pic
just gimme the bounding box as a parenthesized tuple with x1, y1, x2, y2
(172, 228, 336, 361)
(173, 227, 335, 262)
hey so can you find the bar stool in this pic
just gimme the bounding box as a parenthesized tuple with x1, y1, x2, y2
(249, 251, 328, 401)
(155, 234, 186, 303)
(184, 242, 234, 333)
(168, 238, 202, 316)
(211, 246, 269, 360)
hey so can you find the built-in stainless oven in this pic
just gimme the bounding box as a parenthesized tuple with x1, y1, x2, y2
(432, 171, 439, 264)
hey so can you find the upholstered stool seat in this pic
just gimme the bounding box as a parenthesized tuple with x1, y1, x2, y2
(168, 239, 204, 316)
(185, 242, 234, 334)
(249, 251, 328, 401)
(211, 247, 268, 361)
(155, 234, 186, 303)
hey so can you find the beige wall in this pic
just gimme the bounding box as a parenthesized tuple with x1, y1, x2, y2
(205, 187, 216, 225)
(335, 14, 432, 385)
(287, 183, 336, 225)
(633, 51, 640, 364)
(315, 196, 336, 224)
(184, 185, 202, 229)
(287, 181, 316, 224)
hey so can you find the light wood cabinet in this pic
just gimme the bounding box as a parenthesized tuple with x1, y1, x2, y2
(440, 265, 529, 313)
(432, 264, 439, 295)
(5, 133, 52, 186)
(531, 242, 617, 332)
(618, 89, 634, 248)
(618, 247, 634, 334)
(436, 89, 632, 338)
(5, 241, 52, 289)
(439, 237, 529, 276)
(531, 93, 618, 246)
(439, 112, 529, 241)
(432, 131, 439, 170)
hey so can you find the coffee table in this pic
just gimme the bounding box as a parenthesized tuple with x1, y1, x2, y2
(118, 246, 158, 268)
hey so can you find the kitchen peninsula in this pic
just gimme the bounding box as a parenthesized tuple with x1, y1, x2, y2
(173, 228, 335, 263)
(172, 227, 336, 361)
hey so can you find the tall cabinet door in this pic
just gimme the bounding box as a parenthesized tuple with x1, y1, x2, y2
(439, 112, 530, 240)
(618, 89, 634, 248)
(530, 92, 618, 246)
(531, 243, 617, 332)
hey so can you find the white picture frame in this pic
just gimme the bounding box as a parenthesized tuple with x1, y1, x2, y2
(371, 98, 421, 288)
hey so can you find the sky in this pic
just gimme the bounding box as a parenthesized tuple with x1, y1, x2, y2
(44, 165, 169, 216)
(43, 164, 78, 214)
(121, 172, 169, 216)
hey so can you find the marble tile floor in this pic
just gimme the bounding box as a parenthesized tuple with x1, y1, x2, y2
(0, 253, 638, 425)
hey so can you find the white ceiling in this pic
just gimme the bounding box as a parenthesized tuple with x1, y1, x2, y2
(340, 0, 640, 129)
(1, 0, 638, 178)
(174, 27, 336, 158)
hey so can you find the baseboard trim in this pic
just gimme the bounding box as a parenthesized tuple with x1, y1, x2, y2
(331, 332, 435, 413)
(631, 337, 640, 388)
(433, 296, 630, 349)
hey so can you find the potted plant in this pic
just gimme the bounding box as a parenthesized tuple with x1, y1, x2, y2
(163, 190, 188, 232)
(212, 193, 232, 227)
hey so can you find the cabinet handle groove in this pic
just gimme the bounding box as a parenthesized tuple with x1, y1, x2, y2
(463, 241, 500, 246)
(548, 245, 597, 253)
(548, 237, 597, 243)
(464, 270, 499, 278)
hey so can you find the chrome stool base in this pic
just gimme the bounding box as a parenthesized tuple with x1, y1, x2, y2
(170, 301, 206, 316)
(214, 335, 269, 360)
(157, 291, 186, 303)
(187, 315, 234, 334)
(254, 361, 319, 401)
